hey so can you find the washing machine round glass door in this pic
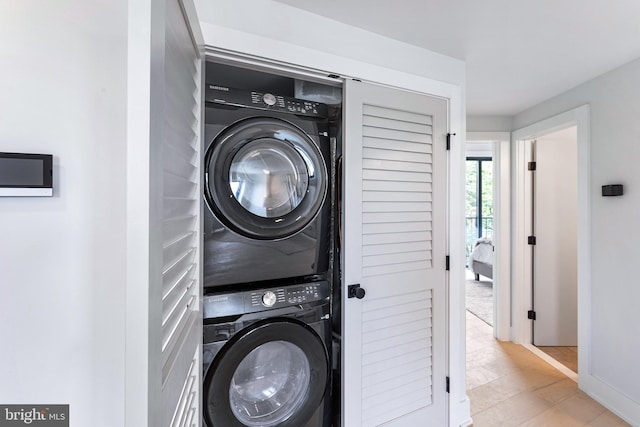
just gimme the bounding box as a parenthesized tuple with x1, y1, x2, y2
(205, 117, 328, 240)
(204, 319, 328, 427)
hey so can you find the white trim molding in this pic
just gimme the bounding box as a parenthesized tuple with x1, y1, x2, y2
(203, 45, 469, 427)
(512, 104, 601, 396)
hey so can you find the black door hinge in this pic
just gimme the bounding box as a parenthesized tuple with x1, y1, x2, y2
(445, 376, 450, 393)
(445, 256, 450, 271)
(528, 310, 536, 320)
(528, 236, 536, 245)
(446, 133, 456, 150)
(528, 161, 537, 171)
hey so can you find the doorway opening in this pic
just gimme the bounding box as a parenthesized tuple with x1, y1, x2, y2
(465, 152, 494, 327)
(512, 105, 590, 385)
(529, 126, 579, 374)
(463, 132, 510, 342)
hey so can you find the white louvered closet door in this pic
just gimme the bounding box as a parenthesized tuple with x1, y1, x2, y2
(126, 0, 203, 426)
(159, 0, 202, 425)
(342, 80, 448, 427)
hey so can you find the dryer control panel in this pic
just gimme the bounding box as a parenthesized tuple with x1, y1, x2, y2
(249, 282, 326, 309)
(205, 84, 328, 118)
(203, 281, 330, 318)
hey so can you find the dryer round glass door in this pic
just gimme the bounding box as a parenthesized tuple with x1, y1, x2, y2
(229, 139, 309, 219)
(204, 319, 328, 427)
(205, 117, 328, 240)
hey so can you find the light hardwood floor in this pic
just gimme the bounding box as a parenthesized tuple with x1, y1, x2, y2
(466, 311, 630, 426)
(537, 346, 578, 373)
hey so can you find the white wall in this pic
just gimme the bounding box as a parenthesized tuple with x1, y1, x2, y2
(467, 115, 512, 132)
(0, 2, 127, 426)
(513, 57, 640, 424)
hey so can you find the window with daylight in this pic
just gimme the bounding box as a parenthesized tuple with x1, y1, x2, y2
(465, 157, 493, 264)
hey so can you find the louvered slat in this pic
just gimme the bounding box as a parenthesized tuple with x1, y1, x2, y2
(363, 327, 432, 354)
(163, 129, 198, 165)
(362, 221, 431, 235)
(363, 179, 431, 193)
(163, 145, 197, 179)
(363, 373, 432, 409)
(362, 308, 431, 332)
(162, 277, 195, 328)
(363, 104, 433, 125)
(364, 147, 432, 164)
(363, 230, 432, 245)
(162, 248, 196, 292)
(362, 190, 431, 202)
(363, 169, 431, 183)
(364, 262, 429, 277)
(362, 250, 431, 268)
(363, 126, 432, 144)
(163, 215, 197, 247)
(363, 201, 432, 212)
(363, 211, 431, 224)
(363, 158, 431, 173)
(362, 366, 432, 399)
(164, 171, 198, 199)
(363, 137, 433, 154)
(363, 115, 433, 134)
(164, 199, 198, 220)
(362, 241, 430, 257)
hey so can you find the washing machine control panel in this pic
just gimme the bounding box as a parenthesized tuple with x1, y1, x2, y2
(205, 84, 328, 118)
(203, 281, 329, 318)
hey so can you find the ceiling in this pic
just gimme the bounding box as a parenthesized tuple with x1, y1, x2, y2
(274, 0, 640, 116)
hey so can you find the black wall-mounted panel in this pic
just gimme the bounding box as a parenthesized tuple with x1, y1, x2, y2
(602, 184, 623, 197)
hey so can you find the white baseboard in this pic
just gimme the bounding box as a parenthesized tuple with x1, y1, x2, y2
(581, 373, 640, 427)
(525, 343, 639, 426)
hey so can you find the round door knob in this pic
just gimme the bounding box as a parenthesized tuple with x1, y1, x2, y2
(262, 291, 277, 307)
(348, 284, 366, 299)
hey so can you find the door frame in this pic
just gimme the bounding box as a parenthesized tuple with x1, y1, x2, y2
(465, 132, 510, 341)
(511, 105, 590, 382)
(203, 46, 469, 427)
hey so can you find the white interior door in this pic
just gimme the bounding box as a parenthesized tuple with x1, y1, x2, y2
(532, 127, 578, 346)
(126, 0, 204, 425)
(342, 80, 448, 427)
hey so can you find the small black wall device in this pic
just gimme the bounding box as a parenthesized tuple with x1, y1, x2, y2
(602, 184, 623, 197)
(0, 152, 53, 197)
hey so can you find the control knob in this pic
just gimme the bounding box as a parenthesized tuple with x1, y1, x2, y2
(263, 93, 277, 106)
(262, 291, 277, 307)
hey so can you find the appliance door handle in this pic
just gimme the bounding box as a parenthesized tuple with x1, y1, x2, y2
(348, 284, 366, 299)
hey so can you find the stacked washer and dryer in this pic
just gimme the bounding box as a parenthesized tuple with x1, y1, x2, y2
(202, 64, 340, 427)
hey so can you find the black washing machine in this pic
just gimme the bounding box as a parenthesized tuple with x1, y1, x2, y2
(203, 85, 332, 289)
(202, 281, 331, 427)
